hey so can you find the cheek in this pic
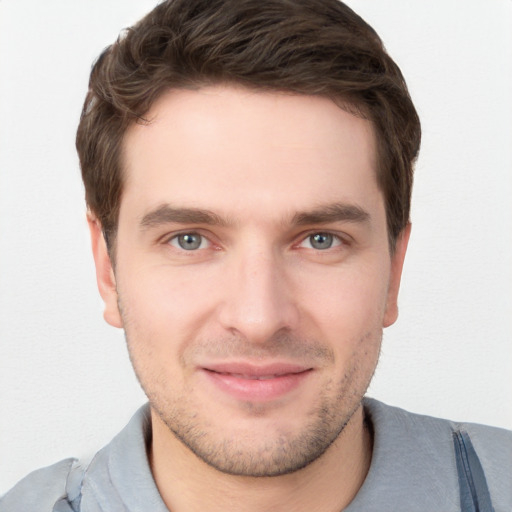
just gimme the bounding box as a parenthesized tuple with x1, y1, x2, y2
(297, 261, 390, 331)
(292, 261, 389, 377)
(117, 264, 221, 349)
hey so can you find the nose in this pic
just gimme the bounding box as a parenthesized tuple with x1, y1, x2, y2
(217, 247, 299, 343)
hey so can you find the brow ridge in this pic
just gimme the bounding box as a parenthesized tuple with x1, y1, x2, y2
(140, 204, 229, 229)
(139, 201, 370, 231)
(292, 202, 370, 226)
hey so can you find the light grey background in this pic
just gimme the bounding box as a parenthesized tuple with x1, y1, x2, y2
(1, 0, 511, 493)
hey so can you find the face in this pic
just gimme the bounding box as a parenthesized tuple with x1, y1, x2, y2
(90, 86, 409, 477)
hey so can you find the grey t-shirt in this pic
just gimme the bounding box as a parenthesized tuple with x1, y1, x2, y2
(1, 399, 511, 511)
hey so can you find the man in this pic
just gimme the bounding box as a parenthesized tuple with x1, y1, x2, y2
(1, 0, 510, 510)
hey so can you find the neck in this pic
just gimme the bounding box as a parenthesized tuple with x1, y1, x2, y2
(149, 405, 372, 512)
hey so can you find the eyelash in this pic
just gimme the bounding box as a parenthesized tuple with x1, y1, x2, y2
(164, 230, 349, 253)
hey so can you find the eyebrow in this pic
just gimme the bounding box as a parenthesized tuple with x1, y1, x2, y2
(139, 201, 371, 231)
(140, 205, 229, 230)
(291, 202, 370, 226)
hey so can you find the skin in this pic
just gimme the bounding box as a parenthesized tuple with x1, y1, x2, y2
(89, 85, 410, 512)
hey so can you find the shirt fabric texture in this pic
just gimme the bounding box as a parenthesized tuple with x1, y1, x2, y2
(1, 399, 511, 511)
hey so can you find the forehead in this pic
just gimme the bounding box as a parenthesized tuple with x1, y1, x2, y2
(120, 86, 381, 223)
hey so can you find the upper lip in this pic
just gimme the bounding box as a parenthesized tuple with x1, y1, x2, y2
(201, 362, 312, 378)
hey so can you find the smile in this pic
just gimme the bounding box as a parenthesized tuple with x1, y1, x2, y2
(200, 364, 313, 402)
(217, 373, 289, 380)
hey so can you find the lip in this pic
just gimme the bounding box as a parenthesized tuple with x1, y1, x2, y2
(199, 362, 313, 402)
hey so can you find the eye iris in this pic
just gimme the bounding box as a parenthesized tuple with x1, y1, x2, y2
(310, 233, 333, 250)
(178, 234, 202, 250)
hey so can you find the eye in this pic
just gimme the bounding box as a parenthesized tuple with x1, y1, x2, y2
(300, 232, 342, 250)
(169, 233, 210, 251)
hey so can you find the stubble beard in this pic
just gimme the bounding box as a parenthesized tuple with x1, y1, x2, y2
(152, 384, 367, 477)
(124, 324, 381, 478)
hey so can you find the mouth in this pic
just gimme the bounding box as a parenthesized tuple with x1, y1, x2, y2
(212, 372, 292, 380)
(200, 363, 313, 402)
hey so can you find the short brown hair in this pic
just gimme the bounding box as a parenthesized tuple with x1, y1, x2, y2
(76, 0, 421, 250)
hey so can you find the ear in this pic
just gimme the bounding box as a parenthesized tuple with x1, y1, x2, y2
(383, 223, 411, 328)
(87, 213, 123, 328)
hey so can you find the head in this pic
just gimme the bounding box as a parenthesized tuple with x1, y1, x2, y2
(79, 0, 420, 479)
(77, 0, 420, 255)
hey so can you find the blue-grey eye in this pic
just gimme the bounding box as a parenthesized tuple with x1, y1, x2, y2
(309, 233, 334, 250)
(174, 233, 204, 250)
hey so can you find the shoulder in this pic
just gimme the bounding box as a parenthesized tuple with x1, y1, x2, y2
(364, 398, 512, 509)
(0, 458, 82, 512)
(451, 419, 512, 508)
(372, 399, 512, 460)
(0, 405, 153, 512)
(366, 398, 512, 438)
(453, 418, 512, 458)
